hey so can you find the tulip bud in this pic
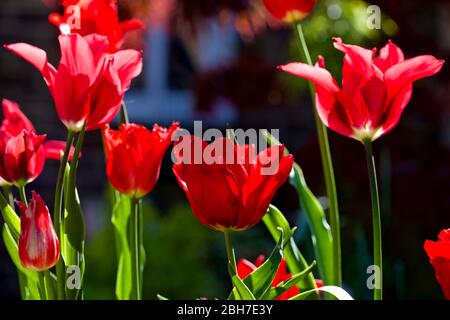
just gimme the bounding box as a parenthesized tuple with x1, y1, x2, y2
(18, 191, 60, 271)
(263, 0, 317, 24)
(0, 130, 46, 187)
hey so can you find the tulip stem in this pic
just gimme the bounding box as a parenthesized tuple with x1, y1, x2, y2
(224, 230, 237, 279)
(38, 272, 47, 300)
(18, 186, 28, 206)
(294, 21, 341, 287)
(363, 140, 383, 300)
(53, 130, 76, 300)
(119, 102, 129, 124)
(130, 197, 142, 300)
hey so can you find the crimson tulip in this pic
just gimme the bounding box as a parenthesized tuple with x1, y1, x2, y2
(279, 38, 444, 142)
(1, 99, 75, 161)
(172, 136, 293, 231)
(17, 191, 60, 271)
(48, 0, 144, 53)
(263, 0, 317, 23)
(0, 130, 45, 187)
(103, 123, 179, 198)
(4, 33, 142, 132)
(424, 229, 450, 299)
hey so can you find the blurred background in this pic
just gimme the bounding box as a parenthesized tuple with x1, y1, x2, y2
(0, 0, 449, 299)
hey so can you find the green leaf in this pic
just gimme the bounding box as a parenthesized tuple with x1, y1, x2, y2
(229, 228, 285, 300)
(230, 266, 256, 300)
(262, 261, 316, 300)
(289, 285, 353, 300)
(0, 193, 20, 240)
(243, 229, 284, 298)
(112, 194, 132, 300)
(289, 163, 334, 285)
(2, 224, 40, 299)
(262, 205, 317, 291)
(157, 294, 169, 300)
(63, 164, 86, 300)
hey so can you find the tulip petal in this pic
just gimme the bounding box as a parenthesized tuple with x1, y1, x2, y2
(385, 55, 445, 99)
(237, 259, 257, 279)
(374, 40, 405, 72)
(43, 140, 76, 160)
(4, 43, 57, 89)
(278, 62, 340, 93)
(58, 33, 96, 82)
(112, 49, 143, 92)
(86, 59, 123, 131)
(333, 37, 376, 77)
(1, 99, 35, 135)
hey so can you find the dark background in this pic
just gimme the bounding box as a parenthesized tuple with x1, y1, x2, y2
(0, 0, 449, 299)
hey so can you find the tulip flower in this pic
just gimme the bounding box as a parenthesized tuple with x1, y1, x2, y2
(17, 191, 60, 271)
(172, 136, 294, 232)
(280, 38, 444, 300)
(48, 0, 144, 53)
(263, 0, 317, 23)
(279, 38, 445, 142)
(0, 99, 75, 186)
(4, 33, 143, 132)
(424, 229, 450, 299)
(0, 130, 45, 187)
(103, 122, 179, 198)
(1, 99, 75, 162)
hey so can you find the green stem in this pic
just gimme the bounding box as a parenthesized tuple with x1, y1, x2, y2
(18, 186, 27, 206)
(224, 230, 237, 280)
(293, 21, 341, 286)
(53, 130, 76, 300)
(130, 197, 141, 300)
(38, 272, 47, 300)
(0, 192, 20, 240)
(119, 102, 129, 125)
(2, 186, 14, 207)
(67, 125, 86, 194)
(363, 140, 383, 300)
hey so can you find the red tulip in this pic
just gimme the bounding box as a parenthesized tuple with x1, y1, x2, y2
(4, 33, 142, 132)
(263, 0, 317, 23)
(172, 137, 293, 231)
(237, 256, 300, 300)
(1, 99, 75, 161)
(0, 130, 46, 187)
(424, 229, 450, 299)
(279, 38, 444, 142)
(103, 122, 179, 198)
(17, 191, 60, 271)
(48, 0, 144, 53)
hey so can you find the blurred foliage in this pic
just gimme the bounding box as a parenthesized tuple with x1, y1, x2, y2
(83, 192, 279, 299)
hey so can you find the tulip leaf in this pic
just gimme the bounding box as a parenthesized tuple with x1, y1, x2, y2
(0, 192, 20, 240)
(289, 286, 353, 300)
(63, 164, 86, 300)
(229, 228, 285, 300)
(2, 224, 40, 299)
(229, 267, 256, 300)
(262, 205, 317, 291)
(247, 229, 284, 298)
(289, 163, 334, 286)
(112, 194, 132, 300)
(262, 261, 316, 300)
